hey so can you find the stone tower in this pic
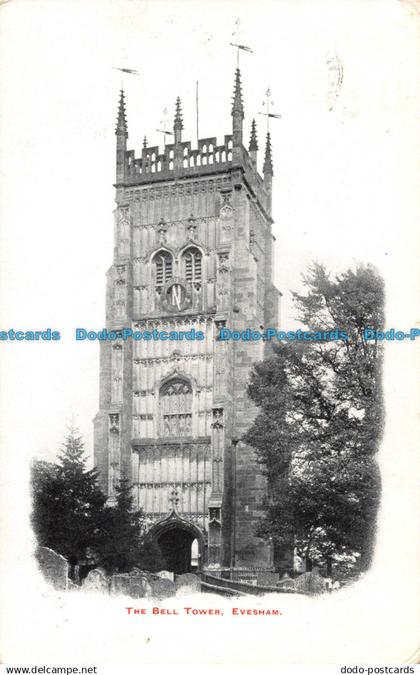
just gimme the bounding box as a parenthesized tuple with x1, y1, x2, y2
(94, 70, 280, 574)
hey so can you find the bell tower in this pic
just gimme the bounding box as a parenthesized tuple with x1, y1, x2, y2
(94, 69, 280, 572)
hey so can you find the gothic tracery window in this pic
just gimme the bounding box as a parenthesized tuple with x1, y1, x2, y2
(160, 378, 192, 437)
(182, 247, 202, 287)
(153, 250, 173, 292)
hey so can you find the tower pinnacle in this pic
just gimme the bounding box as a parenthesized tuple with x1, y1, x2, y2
(115, 89, 127, 183)
(231, 68, 244, 149)
(115, 89, 128, 136)
(249, 118, 258, 150)
(249, 118, 258, 166)
(174, 97, 183, 144)
(263, 131, 273, 176)
(231, 68, 244, 119)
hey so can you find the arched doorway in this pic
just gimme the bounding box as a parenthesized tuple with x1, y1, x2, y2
(148, 513, 205, 575)
(157, 527, 194, 575)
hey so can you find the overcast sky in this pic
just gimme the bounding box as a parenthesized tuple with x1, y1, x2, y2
(0, 0, 418, 463)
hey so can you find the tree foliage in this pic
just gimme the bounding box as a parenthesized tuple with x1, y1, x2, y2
(31, 427, 163, 580)
(244, 263, 384, 578)
(96, 479, 164, 575)
(31, 427, 106, 575)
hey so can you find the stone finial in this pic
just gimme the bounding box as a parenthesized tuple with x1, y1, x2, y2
(174, 97, 183, 144)
(174, 96, 183, 129)
(231, 68, 244, 119)
(115, 89, 128, 136)
(249, 118, 258, 152)
(143, 135, 147, 148)
(231, 68, 244, 151)
(169, 487, 180, 512)
(263, 131, 273, 177)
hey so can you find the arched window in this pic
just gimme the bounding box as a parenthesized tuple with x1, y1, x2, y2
(160, 378, 192, 437)
(182, 247, 202, 286)
(153, 250, 173, 291)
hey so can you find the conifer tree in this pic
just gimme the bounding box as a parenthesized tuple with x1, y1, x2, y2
(31, 459, 60, 551)
(96, 479, 164, 574)
(32, 434, 165, 580)
(31, 426, 107, 578)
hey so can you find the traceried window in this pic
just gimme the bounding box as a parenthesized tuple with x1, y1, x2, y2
(154, 250, 173, 292)
(160, 378, 192, 437)
(182, 247, 202, 287)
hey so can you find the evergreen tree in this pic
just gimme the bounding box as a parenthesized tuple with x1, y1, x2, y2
(31, 427, 107, 578)
(32, 428, 165, 581)
(245, 263, 384, 579)
(31, 459, 60, 550)
(96, 479, 164, 574)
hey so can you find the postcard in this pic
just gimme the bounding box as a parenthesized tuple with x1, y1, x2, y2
(0, 0, 419, 670)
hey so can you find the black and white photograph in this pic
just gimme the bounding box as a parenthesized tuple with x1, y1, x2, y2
(0, 0, 419, 670)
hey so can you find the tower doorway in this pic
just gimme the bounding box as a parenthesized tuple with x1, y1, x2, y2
(157, 527, 195, 575)
(148, 515, 205, 575)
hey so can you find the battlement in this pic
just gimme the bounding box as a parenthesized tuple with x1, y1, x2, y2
(124, 135, 234, 184)
(115, 68, 273, 215)
(122, 138, 270, 216)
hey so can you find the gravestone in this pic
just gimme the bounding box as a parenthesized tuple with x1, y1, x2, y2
(156, 570, 174, 582)
(111, 570, 151, 598)
(67, 579, 79, 591)
(149, 577, 176, 599)
(83, 567, 109, 593)
(277, 572, 295, 590)
(293, 569, 327, 595)
(276, 572, 295, 590)
(293, 553, 304, 574)
(174, 573, 201, 596)
(35, 546, 68, 591)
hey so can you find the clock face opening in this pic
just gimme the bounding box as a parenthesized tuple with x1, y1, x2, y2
(166, 282, 187, 310)
(160, 278, 192, 312)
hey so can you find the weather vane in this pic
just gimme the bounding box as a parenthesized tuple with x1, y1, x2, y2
(112, 67, 140, 76)
(258, 88, 282, 133)
(229, 17, 253, 68)
(156, 107, 173, 148)
(112, 66, 140, 89)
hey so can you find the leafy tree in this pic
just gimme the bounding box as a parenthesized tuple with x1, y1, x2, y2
(245, 263, 384, 578)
